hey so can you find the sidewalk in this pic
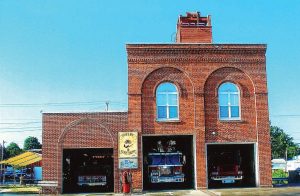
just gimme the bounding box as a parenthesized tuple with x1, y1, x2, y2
(0, 187, 212, 195)
(4, 187, 300, 196)
(115, 190, 212, 196)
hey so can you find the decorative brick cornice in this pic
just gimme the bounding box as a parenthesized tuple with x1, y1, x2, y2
(126, 44, 266, 64)
(128, 93, 142, 96)
(255, 92, 268, 95)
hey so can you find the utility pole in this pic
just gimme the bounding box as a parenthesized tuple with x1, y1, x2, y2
(105, 101, 109, 111)
(1, 140, 5, 184)
(285, 146, 288, 172)
(0, 142, 2, 184)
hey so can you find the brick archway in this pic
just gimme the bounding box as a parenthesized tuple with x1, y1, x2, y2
(58, 118, 114, 147)
(57, 118, 116, 193)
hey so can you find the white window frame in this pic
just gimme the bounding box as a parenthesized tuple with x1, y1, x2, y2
(218, 82, 241, 121)
(156, 83, 179, 121)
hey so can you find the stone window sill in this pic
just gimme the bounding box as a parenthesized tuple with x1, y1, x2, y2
(219, 119, 244, 123)
(156, 119, 181, 123)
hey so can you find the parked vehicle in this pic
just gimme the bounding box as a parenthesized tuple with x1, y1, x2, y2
(210, 151, 243, 184)
(77, 175, 107, 186)
(296, 168, 300, 176)
(76, 164, 111, 187)
(1, 168, 33, 180)
(15, 169, 32, 179)
(3, 170, 14, 179)
(147, 152, 185, 183)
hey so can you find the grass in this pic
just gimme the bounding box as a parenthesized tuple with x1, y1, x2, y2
(0, 185, 41, 193)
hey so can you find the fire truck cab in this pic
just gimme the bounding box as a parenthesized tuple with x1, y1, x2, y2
(147, 152, 185, 183)
(209, 150, 243, 184)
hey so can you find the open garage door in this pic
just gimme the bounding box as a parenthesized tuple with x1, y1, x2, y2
(62, 148, 114, 193)
(143, 135, 194, 190)
(207, 144, 256, 188)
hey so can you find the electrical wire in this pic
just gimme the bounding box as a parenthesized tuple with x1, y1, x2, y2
(0, 122, 41, 125)
(0, 129, 41, 133)
(0, 126, 41, 130)
(270, 114, 300, 117)
(0, 100, 127, 107)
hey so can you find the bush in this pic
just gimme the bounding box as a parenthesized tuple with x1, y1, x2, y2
(272, 169, 288, 178)
(272, 169, 288, 184)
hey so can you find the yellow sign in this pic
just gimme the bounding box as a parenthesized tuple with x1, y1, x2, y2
(118, 132, 138, 158)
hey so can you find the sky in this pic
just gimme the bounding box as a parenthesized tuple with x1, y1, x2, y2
(0, 0, 300, 148)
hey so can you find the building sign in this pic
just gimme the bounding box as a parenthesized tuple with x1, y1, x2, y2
(119, 158, 138, 169)
(118, 132, 138, 169)
(118, 132, 138, 158)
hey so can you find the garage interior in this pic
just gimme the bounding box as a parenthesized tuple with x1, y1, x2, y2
(62, 148, 114, 193)
(142, 135, 194, 190)
(207, 144, 256, 188)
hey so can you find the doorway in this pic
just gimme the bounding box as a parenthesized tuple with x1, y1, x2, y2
(62, 148, 114, 193)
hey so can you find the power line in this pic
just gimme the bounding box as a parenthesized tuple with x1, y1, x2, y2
(0, 101, 104, 107)
(0, 126, 41, 130)
(0, 129, 41, 133)
(0, 100, 127, 107)
(0, 118, 40, 121)
(270, 114, 300, 117)
(0, 122, 41, 125)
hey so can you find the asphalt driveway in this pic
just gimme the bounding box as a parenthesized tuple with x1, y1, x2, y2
(208, 187, 300, 196)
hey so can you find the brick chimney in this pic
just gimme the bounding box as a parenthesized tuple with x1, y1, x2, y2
(176, 12, 212, 43)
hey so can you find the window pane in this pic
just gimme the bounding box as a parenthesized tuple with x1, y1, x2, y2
(231, 106, 240, 118)
(169, 106, 178, 118)
(220, 106, 229, 118)
(219, 82, 238, 93)
(219, 94, 228, 106)
(230, 94, 239, 106)
(157, 94, 167, 105)
(157, 106, 167, 119)
(157, 83, 177, 93)
(168, 94, 178, 105)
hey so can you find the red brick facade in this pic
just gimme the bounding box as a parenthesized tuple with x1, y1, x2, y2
(42, 112, 128, 193)
(176, 12, 212, 43)
(42, 12, 272, 193)
(127, 43, 271, 189)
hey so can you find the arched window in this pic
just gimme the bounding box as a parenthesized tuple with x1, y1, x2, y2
(156, 82, 179, 121)
(218, 82, 240, 120)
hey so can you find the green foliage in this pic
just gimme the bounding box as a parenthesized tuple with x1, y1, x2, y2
(272, 169, 288, 178)
(272, 169, 288, 185)
(23, 136, 42, 150)
(6, 142, 22, 158)
(270, 125, 300, 159)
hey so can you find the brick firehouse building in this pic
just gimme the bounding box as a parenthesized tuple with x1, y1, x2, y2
(42, 12, 272, 193)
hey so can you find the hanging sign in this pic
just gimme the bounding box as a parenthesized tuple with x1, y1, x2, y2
(119, 158, 138, 169)
(118, 132, 138, 158)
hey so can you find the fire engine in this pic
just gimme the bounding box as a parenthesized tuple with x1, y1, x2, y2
(210, 150, 243, 184)
(147, 152, 185, 183)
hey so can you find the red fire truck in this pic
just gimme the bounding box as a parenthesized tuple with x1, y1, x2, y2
(209, 151, 243, 184)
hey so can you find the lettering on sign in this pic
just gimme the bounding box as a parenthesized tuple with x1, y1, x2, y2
(119, 158, 138, 169)
(118, 132, 138, 158)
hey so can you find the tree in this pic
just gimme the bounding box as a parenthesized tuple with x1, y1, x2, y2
(6, 142, 22, 158)
(23, 136, 42, 150)
(270, 125, 300, 160)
